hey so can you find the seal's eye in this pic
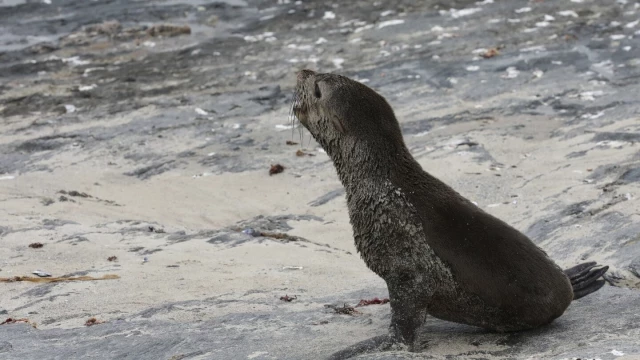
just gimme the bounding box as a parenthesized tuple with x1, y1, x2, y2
(314, 83, 322, 98)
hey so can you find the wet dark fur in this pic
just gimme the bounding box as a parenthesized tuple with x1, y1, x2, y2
(292, 69, 609, 358)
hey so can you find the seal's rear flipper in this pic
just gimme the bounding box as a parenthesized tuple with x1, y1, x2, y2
(327, 335, 397, 360)
(563, 262, 609, 300)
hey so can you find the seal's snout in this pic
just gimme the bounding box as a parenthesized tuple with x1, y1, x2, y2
(297, 69, 315, 82)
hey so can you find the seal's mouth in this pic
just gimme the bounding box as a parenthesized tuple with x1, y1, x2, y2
(288, 69, 318, 146)
(290, 84, 309, 128)
(292, 103, 307, 124)
(291, 69, 316, 128)
(288, 92, 310, 145)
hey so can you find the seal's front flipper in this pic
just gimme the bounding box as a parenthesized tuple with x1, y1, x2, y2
(563, 262, 609, 300)
(326, 335, 397, 360)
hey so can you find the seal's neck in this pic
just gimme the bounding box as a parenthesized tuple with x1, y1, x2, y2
(324, 136, 415, 191)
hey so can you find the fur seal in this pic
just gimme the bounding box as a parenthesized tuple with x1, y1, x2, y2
(292, 69, 609, 358)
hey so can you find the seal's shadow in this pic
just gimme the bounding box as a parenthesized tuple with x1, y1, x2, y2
(412, 317, 565, 356)
(329, 318, 566, 359)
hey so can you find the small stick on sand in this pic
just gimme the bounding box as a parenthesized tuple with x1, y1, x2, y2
(1, 274, 120, 283)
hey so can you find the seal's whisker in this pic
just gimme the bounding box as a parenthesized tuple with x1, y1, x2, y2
(299, 116, 303, 146)
(289, 88, 303, 143)
(289, 91, 296, 142)
(291, 89, 304, 146)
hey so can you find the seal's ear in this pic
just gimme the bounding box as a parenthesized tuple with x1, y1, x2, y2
(331, 115, 346, 133)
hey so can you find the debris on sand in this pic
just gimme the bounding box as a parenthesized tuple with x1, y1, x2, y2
(84, 20, 122, 36)
(59, 21, 191, 47)
(236, 227, 303, 242)
(148, 226, 165, 233)
(481, 47, 501, 58)
(1, 274, 119, 283)
(56, 189, 123, 206)
(32, 270, 51, 277)
(286, 140, 299, 146)
(146, 24, 191, 37)
(41, 198, 55, 206)
(269, 164, 285, 176)
(263, 231, 303, 242)
(356, 297, 390, 307)
(85, 317, 105, 326)
(282, 266, 303, 270)
(59, 190, 92, 198)
(238, 227, 303, 243)
(28, 242, 44, 249)
(107, 256, 117, 262)
(325, 303, 360, 316)
(296, 149, 315, 157)
(456, 141, 479, 148)
(1, 318, 37, 328)
(169, 355, 188, 360)
(242, 228, 260, 237)
(280, 295, 297, 302)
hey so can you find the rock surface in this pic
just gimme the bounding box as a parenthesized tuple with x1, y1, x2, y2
(1, 286, 639, 359)
(1, 0, 639, 359)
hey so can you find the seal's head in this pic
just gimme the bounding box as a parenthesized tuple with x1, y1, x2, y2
(292, 69, 407, 165)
